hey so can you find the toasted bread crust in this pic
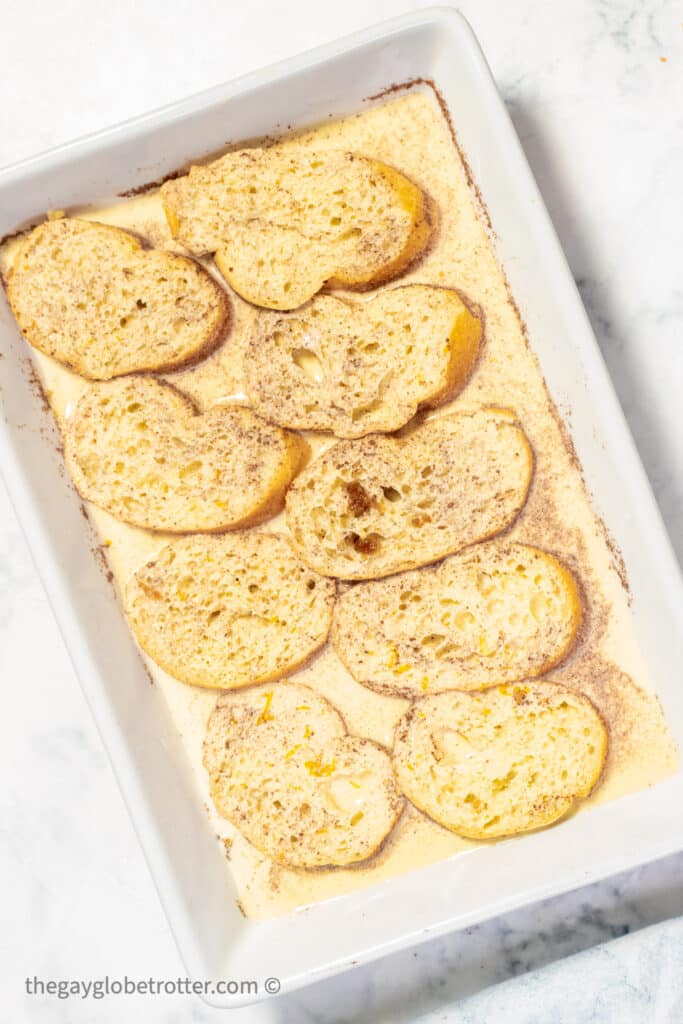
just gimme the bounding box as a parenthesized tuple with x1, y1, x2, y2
(203, 683, 403, 867)
(332, 541, 583, 696)
(285, 407, 534, 579)
(245, 284, 482, 438)
(393, 682, 608, 839)
(7, 217, 230, 379)
(161, 148, 433, 310)
(324, 161, 433, 291)
(126, 532, 335, 690)
(64, 376, 308, 532)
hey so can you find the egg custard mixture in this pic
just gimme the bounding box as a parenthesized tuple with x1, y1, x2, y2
(0, 84, 677, 918)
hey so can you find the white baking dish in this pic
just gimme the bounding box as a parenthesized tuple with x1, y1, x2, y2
(1, 8, 682, 1008)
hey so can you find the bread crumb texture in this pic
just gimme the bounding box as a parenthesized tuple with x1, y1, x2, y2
(161, 148, 432, 309)
(393, 682, 607, 839)
(333, 541, 582, 696)
(203, 682, 403, 867)
(127, 532, 335, 689)
(7, 217, 229, 379)
(65, 375, 307, 532)
(286, 407, 533, 578)
(245, 284, 481, 437)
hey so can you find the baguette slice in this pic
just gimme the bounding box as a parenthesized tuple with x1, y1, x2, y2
(285, 407, 533, 579)
(245, 285, 482, 438)
(203, 683, 403, 867)
(64, 376, 308, 532)
(393, 682, 607, 839)
(6, 217, 229, 379)
(333, 541, 582, 696)
(127, 532, 335, 689)
(161, 148, 432, 310)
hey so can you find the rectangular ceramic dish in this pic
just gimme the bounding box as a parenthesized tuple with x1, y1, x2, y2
(1, 8, 682, 1008)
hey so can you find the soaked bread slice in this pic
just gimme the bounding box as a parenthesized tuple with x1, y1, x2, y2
(203, 683, 403, 867)
(161, 148, 432, 310)
(126, 532, 335, 689)
(393, 682, 607, 839)
(285, 407, 533, 579)
(333, 541, 582, 697)
(64, 376, 307, 532)
(244, 285, 482, 438)
(6, 217, 229, 379)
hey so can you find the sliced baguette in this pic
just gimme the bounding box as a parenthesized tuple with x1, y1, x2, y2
(333, 541, 582, 697)
(244, 285, 482, 438)
(393, 682, 607, 839)
(6, 217, 229, 379)
(126, 532, 335, 689)
(64, 376, 308, 532)
(203, 683, 403, 867)
(285, 407, 533, 579)
(161, 148, 432, 310)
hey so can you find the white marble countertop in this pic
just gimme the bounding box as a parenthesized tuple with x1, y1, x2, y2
(1, 1, 681, 1021)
